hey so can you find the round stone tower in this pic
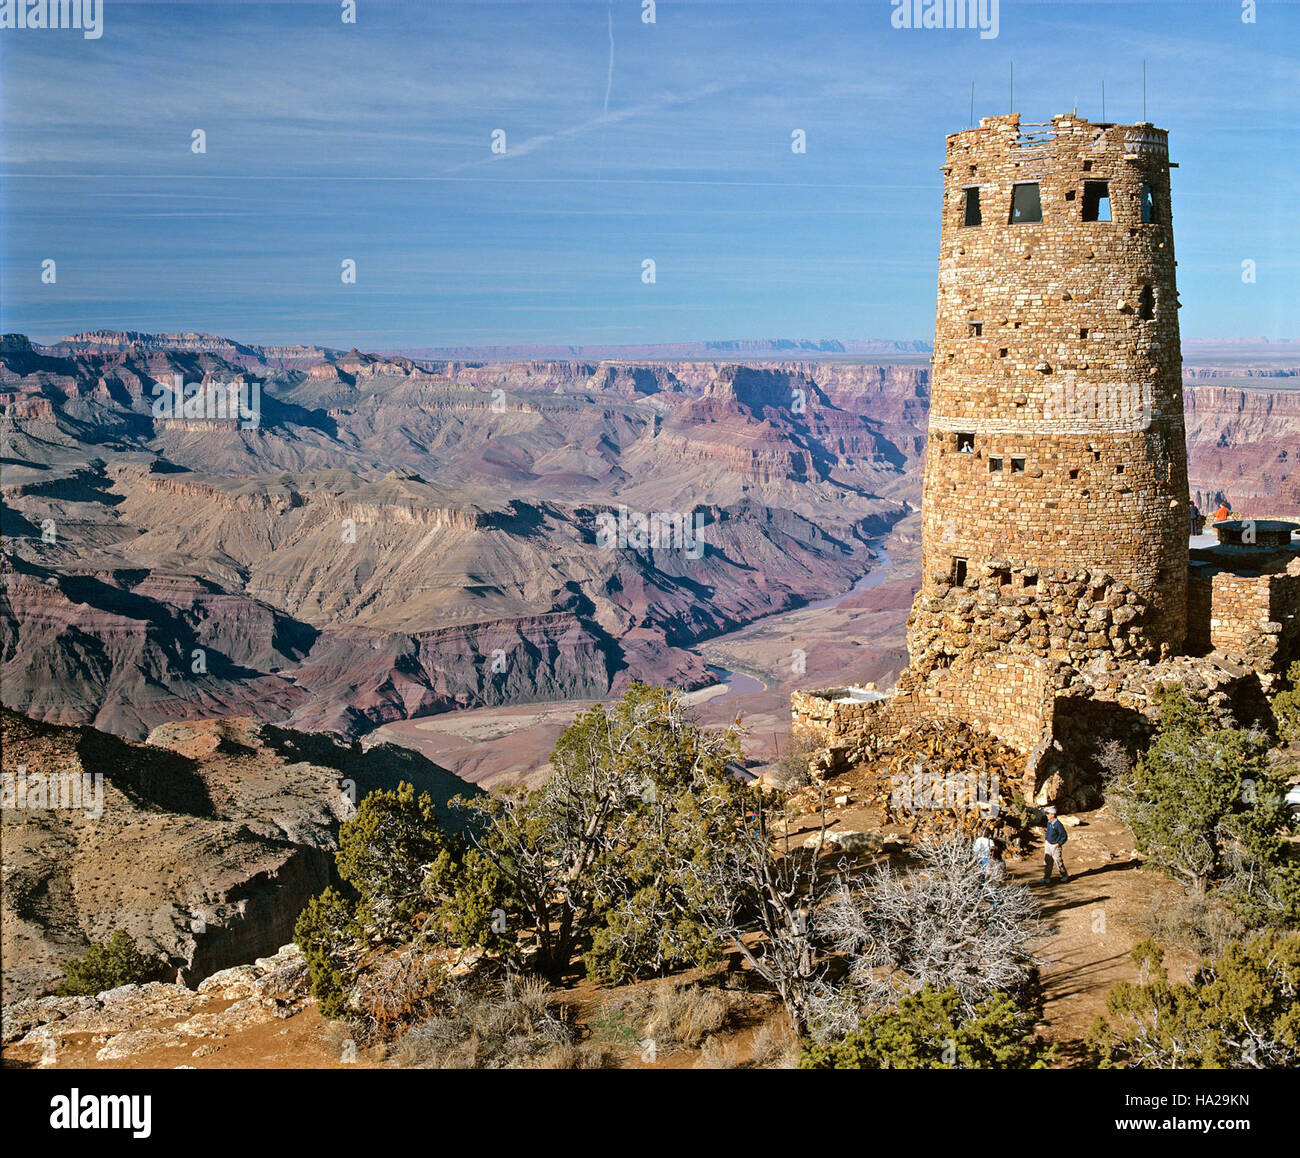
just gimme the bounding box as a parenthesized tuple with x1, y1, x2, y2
(909, 113, 1189, 667)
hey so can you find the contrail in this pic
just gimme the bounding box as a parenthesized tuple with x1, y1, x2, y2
(604, 5, 614, 114)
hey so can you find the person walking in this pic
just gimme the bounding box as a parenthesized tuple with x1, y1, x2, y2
(1041, 806, 1069, 884)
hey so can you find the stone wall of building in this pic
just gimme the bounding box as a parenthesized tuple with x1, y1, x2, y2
(1188, 555, 1300, 671)
(908, 559, 1157, 671)
(913, 113, 1190, 666)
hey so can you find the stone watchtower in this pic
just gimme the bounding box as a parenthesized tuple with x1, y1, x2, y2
(908, 113, 1190, 670)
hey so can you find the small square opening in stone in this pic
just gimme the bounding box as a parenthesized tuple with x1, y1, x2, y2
(951, 557, 968, 586)
(957, 432, 975, 453)
(1082, 180, 1111, 222)
(1009, 182, 1042, 224)
(1010, 456, 1026, 473)
(969, 322, 983, 337)
(1082, 160, 1093, 172)
(1023, 573, 1038, 589)
(963, 187, 982, 227)
(992, 567, 1011, 586)
(1080, 327, 1089, 339)
(1092, 450, 1102, 462)
(989, 457, 1003, 472)
(1069, 468, 1080, 479)
(999, 348, 1008, 358)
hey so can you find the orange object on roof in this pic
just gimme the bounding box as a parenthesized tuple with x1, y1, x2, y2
(1214, 503, 1231, 522)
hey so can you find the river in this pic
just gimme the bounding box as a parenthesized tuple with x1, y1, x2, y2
(691, 542, 895, 702)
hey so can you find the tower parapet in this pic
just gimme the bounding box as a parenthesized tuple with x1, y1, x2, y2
(908, 113, 1189, 670)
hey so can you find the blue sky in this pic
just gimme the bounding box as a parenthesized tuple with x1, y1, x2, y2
(1, 0, 1297, 349)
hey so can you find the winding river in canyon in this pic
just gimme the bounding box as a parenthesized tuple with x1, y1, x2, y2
(697, 541, 895, 703)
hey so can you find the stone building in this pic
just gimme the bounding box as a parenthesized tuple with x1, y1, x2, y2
(792, 114, 1299, 809)
(910, 112, 1189, 669)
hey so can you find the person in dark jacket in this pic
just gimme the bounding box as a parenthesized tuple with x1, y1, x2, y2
(1041, 806, 1069, 884)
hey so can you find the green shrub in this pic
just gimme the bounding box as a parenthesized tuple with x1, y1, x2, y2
(1089, 933, 1300, 1068)
(56, 929, 168, 996)
(1272, 661, 1300, 745)
(293, 886, 358, 1019)
(798, 985, 1055, 1069)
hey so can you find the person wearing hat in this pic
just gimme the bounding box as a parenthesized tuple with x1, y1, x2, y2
(1041, 806, 1069, 884)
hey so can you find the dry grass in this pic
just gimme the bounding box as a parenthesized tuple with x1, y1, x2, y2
(392, 974, 577, 1069)
(602, 981, 741, 1054)
(745, 1019, 800, 1069)
(1134, 891, 1249, 960)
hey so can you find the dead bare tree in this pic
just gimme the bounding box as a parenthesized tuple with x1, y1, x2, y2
(676, 788, 843, 1037)
(809, 834, 1044, 1037)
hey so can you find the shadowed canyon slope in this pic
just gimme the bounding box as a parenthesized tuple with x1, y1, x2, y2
(0, 707, 476, 1003)
(2, 333, 1295, 742)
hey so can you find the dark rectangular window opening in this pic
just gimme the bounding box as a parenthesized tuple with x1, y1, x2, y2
(1079, 328, 1089, 339)
(956, 432, 975, 453)
(1082, 160, 1093, 172)
(1065, 190, 1076, 201)
(1140, 183, 1157, 223)
(1139, 284, 1156, 320)
(1116, 463, 1126, 474)
(1010, 456, 1026, 474)
(969, 322, 983, 337)
(1069, 468, 1080, 479)
(1082, 180, 1111, 222)
(1092, 450, 1102, 462)
(992, 567, 1012, 587)
(1010, 182, 1042, 224)
(1023, 573, 1038, 589)
(963, 187, 982, 227)
(989, 457, 1003, 472)
(999, 347, 1008, 358)
(952, 557, 968, 586)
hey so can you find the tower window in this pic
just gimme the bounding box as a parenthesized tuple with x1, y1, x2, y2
(951, 557, 968, 586)
(1010, 183, 1042, 224)
(1140, 183, 1157, 223)
(1082, 180, 1111, 221)
(963, 187, 982, 227)
(969, 322, 983, 337)
(1138, 284, 1155, 320)
(999, 348, 1008, 358)
(1082, 160, 1093, 172)
(989, 457, 1003, 472)
(1092, 450, 1102, 462)
(992, 567, 1012, 586)
(1010, 456, 1026, 473)
(1023, 573, 1038, 589)
(1079, 328, 1089, 339)
(1069, 468, 1080, 480)
(957, 432, 975, 453)
(1116, 463, 1126, 474)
